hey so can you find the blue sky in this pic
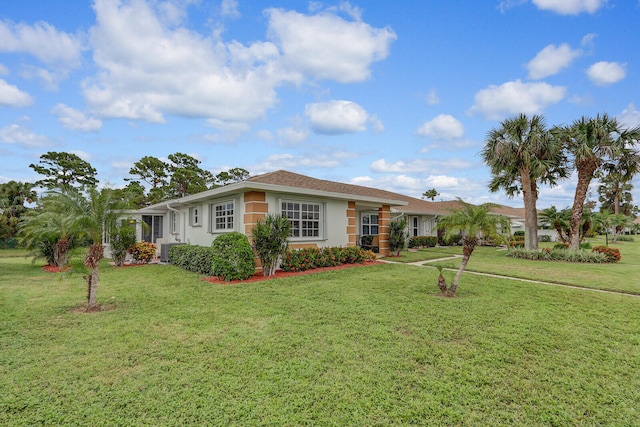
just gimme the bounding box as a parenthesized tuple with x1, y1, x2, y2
(1, 0, 639, 208)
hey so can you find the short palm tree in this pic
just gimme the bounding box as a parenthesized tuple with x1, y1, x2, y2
(539, 206, 570, 244)
(251, 213, 291, 276)
(48, 187, 126, 309)
(437, 199, 510, 297)
(560, 114, 640, 250)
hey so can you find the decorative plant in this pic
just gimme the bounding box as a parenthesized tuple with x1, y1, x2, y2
(251, 214, 291, 276)
(128, 241, 157, 264)
(388, 217, 408, 256)
(109, 223, 137, 266)
(211, 232, 255, 281)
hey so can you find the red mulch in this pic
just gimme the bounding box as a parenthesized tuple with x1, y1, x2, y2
(203, 261, 383, 285)
(42, 265, 71, 273)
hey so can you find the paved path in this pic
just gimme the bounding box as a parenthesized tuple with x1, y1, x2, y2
(380, 256, 640, 298)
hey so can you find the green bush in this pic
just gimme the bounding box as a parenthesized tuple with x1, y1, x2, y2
(553, 243, 569, 250)
(168, 244, 216, 275)
(281, 246, 373, 272)
(389, 218, 407, 256)
(128, 241, 157, 264)
(580, 242, 592, 250)
(211, 232, 256, 281)
(539, 235, 552, 242)
(592, 246, 621, 263)
(616, 235, 634, 242)
(0, 238, 19, 249)
(440, 233, 462, 246)
(109, 225, 137, 266)
(408, 236, 438, 248)
(507, 248, 608, 263)
(251, 214, 291, 276)
(513, 231, 525, 237)
(509, 237, 525, 248)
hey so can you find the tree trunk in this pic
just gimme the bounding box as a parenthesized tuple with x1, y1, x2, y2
(84, 244, 104, 309)
(569, 164, 596, 250)
(520, 169, 539, 250)
(437, 271, 448, 295)
(448, 239, 476, 296)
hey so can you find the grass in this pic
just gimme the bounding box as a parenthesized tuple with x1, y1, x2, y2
(2, 254, 640, 425)
(387, 237, 640, 294)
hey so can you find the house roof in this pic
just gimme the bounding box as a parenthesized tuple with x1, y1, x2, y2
(138, 169, 527, 220)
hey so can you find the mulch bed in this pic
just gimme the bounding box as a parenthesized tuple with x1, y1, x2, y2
(42, 265, 71, 273)
(203, 261, 383, 284)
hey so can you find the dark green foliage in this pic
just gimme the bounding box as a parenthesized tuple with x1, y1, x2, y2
(211, 232, 256, 281)
(513, 231, 525, 237)
(388, 218, 407, 256)
(109, 224, 137, 266)
(408, 236, 438, 248)
(251, 214, 291, 276)
(29, 151, 98, 190)
(280, 246, 374, 272)
(0, 238, 19, 249)
(539, 235, 552, 242)
(169, 244, 216, 276)
(440, 233, 462, 246)
(507, 248, 608, 263)
(554, 243, 569, 250)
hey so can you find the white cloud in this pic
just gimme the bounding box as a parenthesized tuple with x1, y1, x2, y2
(0, 79, 33, 107)
(69, 150, 92, 161)
(532, 0, 608, 15)
(527, 43, 581, 79)
(586, 61, 626, 85)
(262, 151, 355, 169)
(371, 158, 474, 175)
(416, 114, 464, 139)
(425, 89, 440, 105)
(305, 100, 369, 134)
(256, 129, 273, 141)
(0, 123, 48, 147)
(618, 103, 640, 130)
(221, 0, 240, 18)
(349, 173, 483, 199)
(276, 126, 309, 146)
(469, 79, 566, 120)
(266, 7, 396, 83)
(51, 103, 102, 132)
(0, 20, 84, 66)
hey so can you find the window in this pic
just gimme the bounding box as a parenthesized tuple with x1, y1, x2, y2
(412, 217, 419, 237)
(362, 213, 379, 235)
(189, 206, 201, 226)
(142, 215, 163, 243)
(210, 201, 234, 231)
(170, 211, 178, 234)
(281, 201, 321, 238)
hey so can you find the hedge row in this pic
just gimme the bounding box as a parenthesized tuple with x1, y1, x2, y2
(408, 236, 438, 248)
(281, 246, 376, 272)
(506, 248, 615, 263)
(168, 244, 216, 276)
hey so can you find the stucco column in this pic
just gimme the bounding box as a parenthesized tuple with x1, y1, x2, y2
(347, 201, 357, 247)
(378, 205, 391, 256)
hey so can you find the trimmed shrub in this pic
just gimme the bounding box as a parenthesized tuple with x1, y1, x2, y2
(616, 235, 634, 242)
(539, 235, 552, 243)
(440, 233, 462, 246)
(507, 248, 608, 263)
(168, 244, 216, 275)
(408, 236, 438, 248)
(580, 242, 592, 250)
(211, 232, 255, 281)
(128, 241, 157, 264)
(592, 246, 622, 263)
(281, 246, 374, 272)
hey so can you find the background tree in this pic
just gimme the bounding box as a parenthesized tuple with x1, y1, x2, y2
(482, 114, 567, 251)
(560, 114, 640, 250)
(422, 188, 439, 201)
(125, 156, 169, 204)
(596, 150, 640, 216)
(437, 199, 509, 297)
(539, 206, 570, 244)
(215, 168, 250, 186)
(29, 151, 98, 190)
(167, 152, 215, 198)
(0, 181, 36, 240)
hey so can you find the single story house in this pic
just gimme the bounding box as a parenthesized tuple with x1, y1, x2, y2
(120, 170, 541, 262)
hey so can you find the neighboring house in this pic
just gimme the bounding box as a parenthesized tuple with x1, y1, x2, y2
(118, 169, 551, 262)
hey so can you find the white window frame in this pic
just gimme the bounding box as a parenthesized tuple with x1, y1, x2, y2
(209, 200, 235, 232)
(281, 200, 324, 240)
(362, 212, 379, 235)
(412, 217, 419, 237)
(189, 206, 201, 227)
(170, 211, 179, 234)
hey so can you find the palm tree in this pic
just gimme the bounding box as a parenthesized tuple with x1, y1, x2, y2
(539, 206, 570, 244)
(560, 114, 640, 250)
(610, 213, 632, 241)
(482, 114, 567, 251)
(597, 149, 640, 215)
(592, 210, 612, 246)
(437, 199, 510, 297)
(48, 187, 126, 309)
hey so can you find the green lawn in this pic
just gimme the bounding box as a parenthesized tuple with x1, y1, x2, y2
(2, 255, 640, 425)
(387, 237, 640, 294)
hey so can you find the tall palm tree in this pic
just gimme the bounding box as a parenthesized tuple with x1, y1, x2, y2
(560, 114, 640, 250)
(597, 149, 640, 215)
(482, 114, 567, 251)
(48, 187, 126, 309)
(437, 199, 510, 297)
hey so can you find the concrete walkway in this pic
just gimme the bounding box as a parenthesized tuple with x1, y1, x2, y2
(380, 256, 640, 298)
